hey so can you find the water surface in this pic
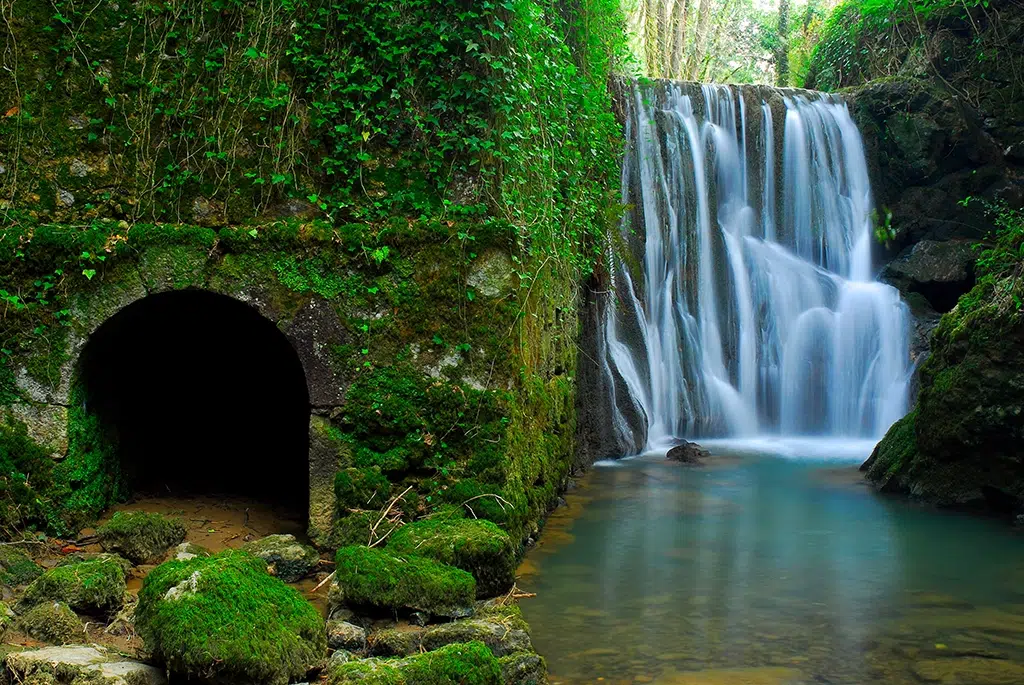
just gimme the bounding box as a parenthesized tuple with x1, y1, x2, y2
(520, 447, 1024, 684)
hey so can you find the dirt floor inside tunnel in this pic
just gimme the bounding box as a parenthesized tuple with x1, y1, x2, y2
(77, 289, 312, 513)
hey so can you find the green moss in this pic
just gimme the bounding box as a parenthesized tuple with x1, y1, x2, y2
(367, 628, 423, 657)
(20, 558, 126, 617)
(335, 467, 391, 511)
(98, 511, 188, 564)
(864, 410, 919, 486)
(333, 511, 377, 548)
(14, 601, 86, 645)
(0, 420, 54, 536)
(0, 546, 44, 586)
(388, 518, 516, 598)
(135, 550, 325, 685)
(332, 545, 475, 618)
(328, 640, 502, 685)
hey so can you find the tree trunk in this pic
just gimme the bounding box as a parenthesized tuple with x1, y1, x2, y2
(687, 0, 714, 80)
(669, 0, 689, 79)
(776, 0, 790, 86)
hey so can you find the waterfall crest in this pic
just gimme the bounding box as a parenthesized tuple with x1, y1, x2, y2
(603, 81, 912, 454)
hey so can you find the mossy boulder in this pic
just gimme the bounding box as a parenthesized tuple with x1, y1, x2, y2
(366, 628, 423, 657)
(421, 617, 532, 657)
(135, 550, 325, 685)
(333, 511, 376, 548)
(0, 546, 44, 586)
(4, 645, 167, 685)
(863, 277, 1024, 508)
(14, 601, 87, 645)
(500, 652, 547, 685)
(327, 620, 368, 652)
(388, 518, 516, 597)
(330, 545, 475, 619)
(327, 641, 501, 684)
(170, 542, 210, 561)
(20, 558, 126, 617)
(242, 534, 320, 583)
(98, 511, 187, 564)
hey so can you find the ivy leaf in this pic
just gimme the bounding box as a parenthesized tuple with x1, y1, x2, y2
(82, 269, 97, 280)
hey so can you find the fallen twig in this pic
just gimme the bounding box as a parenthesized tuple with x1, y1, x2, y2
(311, 571, 335, 593)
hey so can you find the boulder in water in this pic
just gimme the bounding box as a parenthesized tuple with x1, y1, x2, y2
(666, 440, 710, 464)
(242, 533, 320, 582)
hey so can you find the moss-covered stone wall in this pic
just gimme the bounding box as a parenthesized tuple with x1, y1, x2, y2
(0, 0, 628, 541)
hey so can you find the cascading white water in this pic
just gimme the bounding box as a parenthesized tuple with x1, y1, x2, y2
(604, 81, 912, 454)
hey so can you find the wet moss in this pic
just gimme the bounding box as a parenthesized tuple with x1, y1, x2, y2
(387, 518, 516, 598)
(15, 601, 87, 645)
(98, 511, 187, 564)
(20, 557, 126, 617)
(135, 550, 326, 685)
(331, 545, 476, 618)
(327, 640, 501, 685)
(0, 420, 54, 535)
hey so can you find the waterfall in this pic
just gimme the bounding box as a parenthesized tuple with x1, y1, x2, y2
(602, 81, 911, 454)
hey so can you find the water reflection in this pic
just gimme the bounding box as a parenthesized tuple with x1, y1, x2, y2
(521, 451, 1024, 684)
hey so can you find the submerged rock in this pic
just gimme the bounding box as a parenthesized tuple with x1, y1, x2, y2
(15, 601, 87, 645)
(666, 440, 710, 464)
(387, 518, 516, 598)
(912, 656, 1024, 685)
(242, 533, 320, 582)
(330, 545, 476, 619)
(500, 652, 547, 685)
(20, 557, 126, 617)
(98, 511, 187, 564)
(4, 645, 167, 685)
(328, 641, 501, 684)
(135, 550, 325, 685)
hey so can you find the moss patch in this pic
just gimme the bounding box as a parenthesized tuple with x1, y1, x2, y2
(20, 558, 126, 617)
(15, 601, 87, 645)
(98, 511, 187, 564)
(135, 550, 325, 685)
(328, 640, 502, 685)
(388, 518, 516, 598)
(331, 545, 475, 618)
(336, 467, 392, 511)
(0, 546, 44, 586)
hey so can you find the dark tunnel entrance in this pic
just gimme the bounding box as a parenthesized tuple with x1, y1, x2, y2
(78, 290, 310, 512)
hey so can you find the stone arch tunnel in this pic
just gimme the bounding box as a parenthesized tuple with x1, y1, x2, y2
(77, 290, 312, 512)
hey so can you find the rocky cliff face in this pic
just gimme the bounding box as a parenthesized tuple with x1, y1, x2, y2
(847, 0, 1024, 510)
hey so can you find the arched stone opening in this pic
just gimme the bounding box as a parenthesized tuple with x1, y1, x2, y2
(77, 290, 311, 512)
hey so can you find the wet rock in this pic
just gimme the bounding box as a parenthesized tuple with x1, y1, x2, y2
(882, 239, 977, 311)
(326, 620, 367, 652)
(4, 645, 167, 685)
(171, 542, 210, 561)
(190, 196, 222, 226)
(666, 440, 710, 464)
(422, 617, 532, 657)
(15, 601, 87, 645)
(912, 656, 1024, 684)
(242, 534, 320, 582)
(20, 557, 126, 617)
(0, 546, 44, 586)
(99, 511, 187, 564)
(409, 611, 430, 627)
(284, 298, 351, 408)
(500, 652, 547, 685)
(366, 627, 423, 656)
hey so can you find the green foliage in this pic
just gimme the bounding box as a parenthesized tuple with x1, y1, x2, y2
(335, 467, 391, 511)
(135, 551, 326, 685)
(98, 511, 187, 564)
(332, 545, 476, 617)
(20, 557, 126, 617)
(808, 0, 993, 90)
(963, 201, 1024, 314)
(387, 517, 517, 598)
(328, 640, 502, 685)
(0, 420, 54, 536)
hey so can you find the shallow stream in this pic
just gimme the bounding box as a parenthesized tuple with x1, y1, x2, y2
(519, 445, 1024, 684)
